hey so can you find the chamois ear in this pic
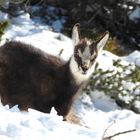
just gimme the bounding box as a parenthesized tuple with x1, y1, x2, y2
(72, 23, 81, 46)
(96, 31, 109, 52)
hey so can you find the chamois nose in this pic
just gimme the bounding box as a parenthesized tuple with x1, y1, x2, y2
(83, 65, 88, 70)
(82, 64, 89, 72)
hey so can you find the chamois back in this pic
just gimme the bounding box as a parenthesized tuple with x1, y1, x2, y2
(0, 41, 77, 116)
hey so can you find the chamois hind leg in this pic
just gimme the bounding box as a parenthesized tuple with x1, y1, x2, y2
(64, 108, 81, 125)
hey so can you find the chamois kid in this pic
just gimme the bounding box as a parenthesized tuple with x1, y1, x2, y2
(0, 24, 109, 119)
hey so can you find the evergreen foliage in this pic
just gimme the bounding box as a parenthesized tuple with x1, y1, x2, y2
(65, 0, 140, 51)
(85, 59, 140, 113)
(0, 21, 9, 41)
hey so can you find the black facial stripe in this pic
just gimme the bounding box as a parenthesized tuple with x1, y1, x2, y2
(74, 53, 82, 67)
(89, 42, 98, 56)
(74, 39, 89, 53)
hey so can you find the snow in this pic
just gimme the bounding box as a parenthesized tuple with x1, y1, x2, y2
(1, 13, 73, 61)
(129, 6, 140, 21)
(0, 12, 140, 140)
(0, 106, 96, 140)
(122, 50, 140, 67)
(0, 12, 8, 21)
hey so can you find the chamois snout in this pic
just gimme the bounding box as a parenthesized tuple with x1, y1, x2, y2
(81, 60, 90, 73)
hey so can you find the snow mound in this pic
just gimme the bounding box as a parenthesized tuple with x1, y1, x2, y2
(0, 106, 96, 140)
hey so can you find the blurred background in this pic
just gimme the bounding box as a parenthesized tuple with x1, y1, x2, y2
(0, 0, 140, 55)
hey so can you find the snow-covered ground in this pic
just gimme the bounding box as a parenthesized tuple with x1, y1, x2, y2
(0, 12, 140, 140)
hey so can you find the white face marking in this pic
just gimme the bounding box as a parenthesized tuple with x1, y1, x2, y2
(83, 46, 91, 59)
(78, 46, 91, 60)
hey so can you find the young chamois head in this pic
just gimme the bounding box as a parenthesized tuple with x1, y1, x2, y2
(70, 23, 109, 84)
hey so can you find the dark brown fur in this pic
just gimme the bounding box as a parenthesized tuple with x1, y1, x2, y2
(0, 41, 80, 117)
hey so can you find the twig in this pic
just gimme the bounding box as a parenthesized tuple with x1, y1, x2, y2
(103, 129, 136, 140)
(102, 121, 116, 139)
(58, 49, 64, 56)
(102, 120, 137, 140)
